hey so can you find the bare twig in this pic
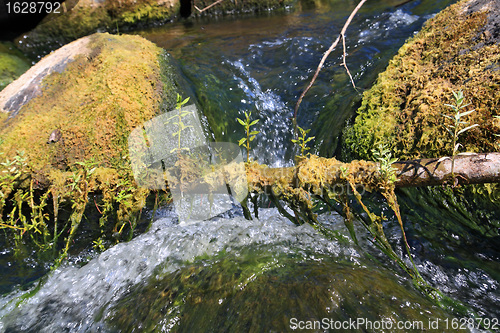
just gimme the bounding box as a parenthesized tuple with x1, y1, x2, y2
(194, 0, 227, 13)
(294, 0, 367, 121)
(341, 32, 357, 90)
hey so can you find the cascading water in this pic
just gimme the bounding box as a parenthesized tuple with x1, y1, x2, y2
(1, 0, 499, 331)
(0, 211, 461, 332)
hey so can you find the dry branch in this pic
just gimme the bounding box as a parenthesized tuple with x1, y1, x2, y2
(194, 0, 226, 13)
(393, 153, 500, 187)
(294, 0, 367, 119)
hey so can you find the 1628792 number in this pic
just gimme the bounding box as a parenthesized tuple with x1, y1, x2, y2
(443, 317, 499, 330)
(6, 2, 61, 14)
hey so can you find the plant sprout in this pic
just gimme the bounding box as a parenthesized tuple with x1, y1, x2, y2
(291, 126, 315, 158)
(237, 111, 260, 162)
(442, 90, 479, 180)
(169, 94, 191, 154)
(371, 143, 398, 183)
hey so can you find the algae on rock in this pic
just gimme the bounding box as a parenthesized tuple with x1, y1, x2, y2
(0, 42, 31, 91)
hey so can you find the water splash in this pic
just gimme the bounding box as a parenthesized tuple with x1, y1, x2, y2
(0, 210, 348, 332)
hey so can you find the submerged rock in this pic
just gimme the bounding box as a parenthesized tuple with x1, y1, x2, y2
(15, 0, 181, 57)
(0, 42, 30, 91)
(108, 248, 458, 332)
(344, 0, 500, 161)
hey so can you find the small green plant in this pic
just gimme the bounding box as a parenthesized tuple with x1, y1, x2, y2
(442, 90, 479, 180)
(169, 94, 191, 154)
(237, 111, 260, 162)
(291, 126, 315, 158)
(93, 237, 106, 251)
(371, 143, 398, 183)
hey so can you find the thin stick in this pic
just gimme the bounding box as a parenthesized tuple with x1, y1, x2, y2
(294, 0, 367, 120)
(194, 0, 226, 13)
(341, 32, 357, 90)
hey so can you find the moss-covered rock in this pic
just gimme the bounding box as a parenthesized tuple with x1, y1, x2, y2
(0, 42, 31, 91)
(1, 32, 178, 174)
(343, 0, 500, 161)
(0, 33, 180, 251)
(15, 0, 180, 58)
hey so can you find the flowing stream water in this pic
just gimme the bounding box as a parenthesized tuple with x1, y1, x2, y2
(1, 0, 499, 331)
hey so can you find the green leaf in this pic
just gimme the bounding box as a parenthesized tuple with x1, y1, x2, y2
(249, 131, 260, 136)
(238, 138, 246, 146)
(457, 110, 475, 118)
(304, 137, 315, 143)
(250, 119, 259, 126)
(457, 123, 479, 135)
(237, 118, 245, 126)
(249, 136, 256, 142)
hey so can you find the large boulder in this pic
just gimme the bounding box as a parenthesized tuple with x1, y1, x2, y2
(0, 32, 179, 183)
(343, 0, 500, 161)
(0, 32, 182, 252)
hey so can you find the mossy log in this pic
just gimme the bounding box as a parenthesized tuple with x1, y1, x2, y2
(245, 153, 500, 196)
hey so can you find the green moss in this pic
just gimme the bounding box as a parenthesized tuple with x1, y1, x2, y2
(0, 42, 31, 91)
(120, 2, 179, 24)
(344, 0, 500, 160)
